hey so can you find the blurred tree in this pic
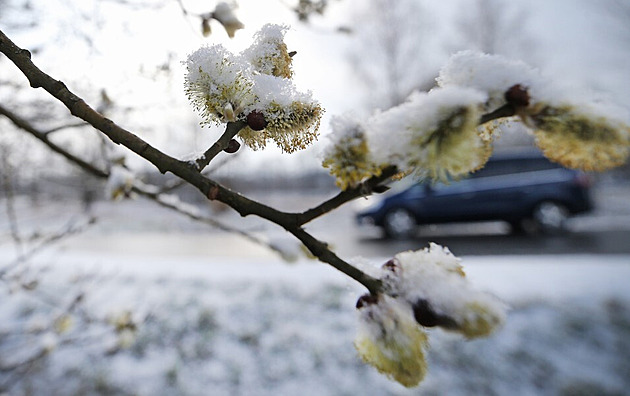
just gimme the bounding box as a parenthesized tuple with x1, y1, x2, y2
(346, 0, 436, 110)
(452, 0, 533, 56)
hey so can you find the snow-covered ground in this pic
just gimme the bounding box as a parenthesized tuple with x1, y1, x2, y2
(1, 188, 630, 395)
(1, 244, 629, 395)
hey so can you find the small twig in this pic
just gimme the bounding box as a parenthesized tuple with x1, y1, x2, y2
(0, 104, 109, 179)
(134, 183, 293, 259)
(0, 104, 292, 262)
(160, 152, 239, 193)
(297, 105, 521, 225)
(0, 217, 97, 279)
(194, 120, 247, 171)
(42, 121, 89, 135)
(479, 103, 516, 124)
(296, 165, 399, 225)
(0, 148, 24, 256)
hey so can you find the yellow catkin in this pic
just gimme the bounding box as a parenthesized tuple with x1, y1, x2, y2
(531, 105, 630, 171)
(240, 101, 323, 153)
(322, 132, 383, 190)
(355, 299, 429, 388)
(409, 106, 492, 182)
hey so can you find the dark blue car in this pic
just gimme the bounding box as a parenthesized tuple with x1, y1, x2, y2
(356, 151, 593, 238)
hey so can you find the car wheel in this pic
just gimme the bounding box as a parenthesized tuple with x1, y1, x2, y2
(532, 201, 569, 233)
(383, 208, 417, 239)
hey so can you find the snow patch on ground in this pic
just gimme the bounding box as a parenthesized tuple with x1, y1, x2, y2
(1, 249, 629, 395)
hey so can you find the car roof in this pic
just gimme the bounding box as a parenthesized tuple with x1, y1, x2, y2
(487, 148, 547, 162)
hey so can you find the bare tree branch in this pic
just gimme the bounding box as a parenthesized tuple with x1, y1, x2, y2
(296, 165, 399, 225)
(0, 103, 294, 262)
(479, 103, 517, 125)
(42, 121, 90, 135)
(194, 120, 247, 171)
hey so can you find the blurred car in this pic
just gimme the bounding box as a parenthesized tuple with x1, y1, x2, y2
(355, 151, 593, 238)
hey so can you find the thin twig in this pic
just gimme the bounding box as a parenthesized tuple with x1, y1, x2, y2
(296, 106, 520, 225)
(296, 166, 399, 225)
(194, 120, 247, 171)
(0, 104, 293, 262)
(160, 152, 240, 193)
(0, 217, 97, 279)
(0, 150, 24, 256)
(42, 121, 89, 135)
(479, 103, 516, 124)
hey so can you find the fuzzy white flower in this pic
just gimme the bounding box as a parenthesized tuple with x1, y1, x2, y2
(184, 45, 255, 125)
(355, 243, 507, 387)
(525, 103, 630, 171)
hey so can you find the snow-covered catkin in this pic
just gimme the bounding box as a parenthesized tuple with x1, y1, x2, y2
(354, 243, 507, 387)
(184, 24, 323, 153)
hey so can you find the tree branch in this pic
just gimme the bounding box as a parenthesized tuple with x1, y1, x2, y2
(43, 121, 90, 135)
(194, 120, 247, 171)
(0, 103, 109, 179)
(0, 103, 292, 261)
(479, 103, 516, 124)
(0, 29, 383, 292)
(296, 165, 399, 225)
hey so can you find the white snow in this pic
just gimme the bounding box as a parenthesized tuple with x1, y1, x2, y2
(2, 239, 629, 395)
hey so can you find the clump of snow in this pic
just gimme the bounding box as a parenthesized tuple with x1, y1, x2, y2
(368, 86, 488, 175)
(242, 24, 293, 79)
(385, 243, 507, 338)
(437, 50, 543, 110)
(323, 86, 490, 187)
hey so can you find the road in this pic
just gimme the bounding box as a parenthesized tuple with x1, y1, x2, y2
(2, 183, 629, 261)
(346, 229, 630, 258)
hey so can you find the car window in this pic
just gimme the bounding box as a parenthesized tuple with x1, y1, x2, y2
(469, 157, 560, 179)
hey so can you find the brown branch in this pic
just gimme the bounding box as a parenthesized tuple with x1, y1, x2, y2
(160, 152, 240, 194)
(2, 30, 518, 294)
(479, 103, 516, 124)
(0, 29, 383, 292)
(194, 120, 247, 171)
(0, 103, 293, 261)
(0, 103, 109, 179)
(43, 121, 89, 135)
(296, 165, 399, 225)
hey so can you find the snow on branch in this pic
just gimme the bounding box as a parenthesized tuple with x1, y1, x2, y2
(324, 51, 630, 190)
